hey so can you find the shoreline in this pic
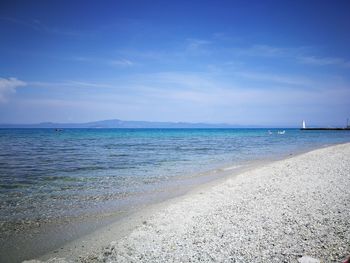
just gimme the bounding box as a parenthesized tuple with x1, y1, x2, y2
(1, 149, 276, 263)
(1, 129, 347, 262)
(1, 137, 311, 263)
(34, 158, 275, 262)
(21, 142, 350, 262)
(1, 156, 277, 263)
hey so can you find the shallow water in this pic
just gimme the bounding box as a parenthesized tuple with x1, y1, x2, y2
(0, 128, 350, 229)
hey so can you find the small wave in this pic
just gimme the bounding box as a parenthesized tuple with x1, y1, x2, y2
(0, 183, 28, 189)
(109, 153, 130, 157)
(41, 176, 82, 182)
(194, 147, 211, 151)
(221, 165, 241, 171)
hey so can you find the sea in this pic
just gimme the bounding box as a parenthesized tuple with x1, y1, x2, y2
(0, 128, 350, 260)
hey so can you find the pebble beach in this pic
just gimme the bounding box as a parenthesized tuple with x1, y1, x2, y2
(25, 143, 350, 263)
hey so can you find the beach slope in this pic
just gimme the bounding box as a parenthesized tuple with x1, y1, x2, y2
(30, 143, 350, 262)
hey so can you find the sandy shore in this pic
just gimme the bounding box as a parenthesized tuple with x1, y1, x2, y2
(26, 143, 350, 262)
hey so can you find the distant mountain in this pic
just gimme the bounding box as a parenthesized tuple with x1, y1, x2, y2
(0, 119, 251, 128)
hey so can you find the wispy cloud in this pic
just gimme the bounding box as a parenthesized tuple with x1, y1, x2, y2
(117, 71, 349, 122)
(69, 56, 93, 62)
(138, 72, 213, 88)
(28, 80, 114, 89)
(110, 59, 134, 67)
(115, 43, 303, 67)
(298, 56, 350, 68)
(231, 44, 350, 69)
(231, 45, 294, 58)
(186, 38, 211, 51)
(108, 38, 212, 65)
(235, 71, 315, 87)
(66, 56, 135, 67)
(0, 77, 26, 102)
(3, 70, 349, 125)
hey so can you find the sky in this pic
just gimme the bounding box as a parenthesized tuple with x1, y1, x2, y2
(0, 0, 349, 127)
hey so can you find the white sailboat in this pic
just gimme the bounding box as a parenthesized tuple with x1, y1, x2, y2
(302, 120, 306, 129)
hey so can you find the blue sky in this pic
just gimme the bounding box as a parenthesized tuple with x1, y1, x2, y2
(0, 0, 349, 127)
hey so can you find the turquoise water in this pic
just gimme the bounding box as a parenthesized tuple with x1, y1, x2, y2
(0, 128, 350, 225)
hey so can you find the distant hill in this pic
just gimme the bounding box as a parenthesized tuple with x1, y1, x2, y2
(0, 119, 252, 128)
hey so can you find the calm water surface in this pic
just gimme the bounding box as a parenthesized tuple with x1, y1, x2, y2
(1, 128, 350, 225)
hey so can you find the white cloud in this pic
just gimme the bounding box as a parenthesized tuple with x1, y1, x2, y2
(64, 56, 135, 67)
(110, 59, 134, 67)
(0, 77, 26, 102)
(29, 80, 114, 89)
